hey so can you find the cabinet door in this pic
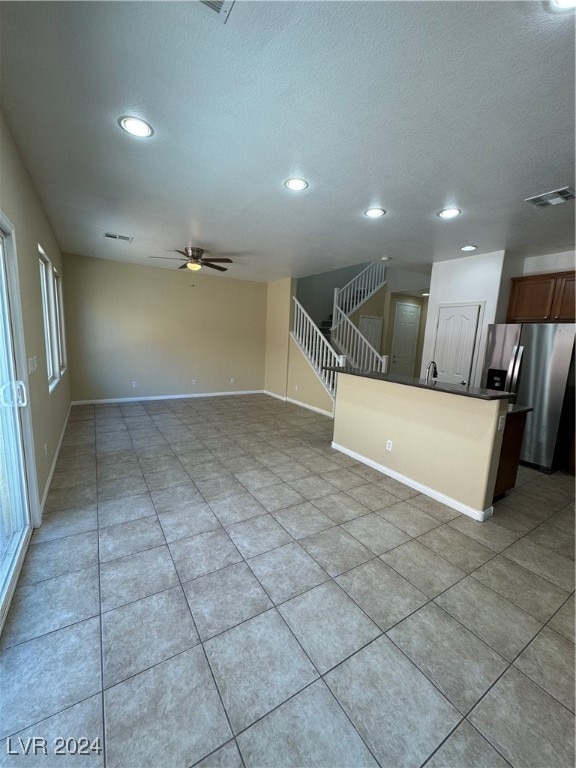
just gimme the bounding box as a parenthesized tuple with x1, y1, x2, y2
(551, 275, 575, 322)
(507, 276, 556, 322)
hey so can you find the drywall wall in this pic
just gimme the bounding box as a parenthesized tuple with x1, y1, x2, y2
(296, 262, 369, 326)
(0, 111, 70, 505)
(522, 250, 575, 275)
(286, 337, 334, 416)
(420, 251, 505, 386)
(385, 266, 431, 294)
(332, 373, 506, 517)
(63, 254, 267, 401)
(264, 278, 294, 398)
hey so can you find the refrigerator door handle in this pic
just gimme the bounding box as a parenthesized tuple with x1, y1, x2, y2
(510, 345, 524, 393)
(505, 346, 518, 391)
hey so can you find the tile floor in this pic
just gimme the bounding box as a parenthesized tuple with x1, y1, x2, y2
(0, 394, 574, 768)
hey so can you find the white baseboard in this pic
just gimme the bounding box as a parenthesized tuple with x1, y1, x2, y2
(39, 402, 72, 520)
(263, 390, 287, 402)
(71, 392, 335, 422)
(331, 441, 493, 521)
(71, 390, 266, 406)
(287, 397, 334, 419)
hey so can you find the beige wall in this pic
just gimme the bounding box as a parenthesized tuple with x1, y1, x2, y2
(0, 112, 70, 504)
(333, 373, 507, 517)
(264, 278, 294, 398)
(63, 254, 267, 401)
(287, 337, 334, 416)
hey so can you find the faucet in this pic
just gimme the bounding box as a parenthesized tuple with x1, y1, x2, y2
(425, 360, 438, 384)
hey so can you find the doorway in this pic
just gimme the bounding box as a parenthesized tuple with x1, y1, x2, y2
(390, 302, 421, 376)
(0, 217, 35, 632)
(433, 303, 482, 385)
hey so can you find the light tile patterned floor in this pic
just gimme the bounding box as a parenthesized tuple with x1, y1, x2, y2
(0, 394, 574, 768)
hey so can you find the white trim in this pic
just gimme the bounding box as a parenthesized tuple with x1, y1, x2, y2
(39, 402, 71, 519)
(0, 211, 41, 529)
(289, 328, 336, 399)
(0, 527, 31, 636)
(71, 389, 266, 405)
(287, 397, 334, 418)
(331, 441, 493, 521)
(263, 390, 287, 402)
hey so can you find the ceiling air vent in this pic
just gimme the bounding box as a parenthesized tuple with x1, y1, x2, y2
(199, 0, 235, 23)
(525, 187, 575, 208)
(104, 232, 133, 243)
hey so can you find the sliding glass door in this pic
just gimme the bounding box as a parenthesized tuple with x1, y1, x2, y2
(0, 230, 31, 631)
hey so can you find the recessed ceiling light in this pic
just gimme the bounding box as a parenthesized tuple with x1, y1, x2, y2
(422, 292, 430, 297)
(118, 116, 154, 138)
(365, 208, 386, 218)
(437, 207, 461, 219)
(551, 0, 576, 9)
(460, 245, 478, 252)
(284, 178, 309, 191)
(381, 256, 391, 261)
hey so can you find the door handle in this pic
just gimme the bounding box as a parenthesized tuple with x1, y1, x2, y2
(0, 381, 28, 407)
(16, 380, 28, 407)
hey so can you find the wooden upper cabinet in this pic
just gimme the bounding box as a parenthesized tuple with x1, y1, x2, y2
(507, 271, 575, 323)
(551, 273, 575, 321)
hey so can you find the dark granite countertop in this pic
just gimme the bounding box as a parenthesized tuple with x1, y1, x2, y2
(325, 366, 514, 401)
(507, 404, 534, 414)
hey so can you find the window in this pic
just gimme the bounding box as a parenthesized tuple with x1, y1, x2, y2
(38, 247, 66, 388)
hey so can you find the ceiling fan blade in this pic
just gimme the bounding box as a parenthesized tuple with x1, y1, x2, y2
(178, 263, 189, 269)
(204, 262, 228, 272)
(203, 258, 233, 263)
(173, 250, 188, 256)
(150, 256, 185, 260)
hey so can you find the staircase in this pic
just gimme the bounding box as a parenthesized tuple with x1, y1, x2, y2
(330, 261, 388, 372)
(292, 299, 341, 398)
(333, 260, 387, 319)
(291, 261, 388, 400)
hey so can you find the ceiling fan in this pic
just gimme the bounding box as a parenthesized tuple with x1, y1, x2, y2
(149, 246, 233, 272)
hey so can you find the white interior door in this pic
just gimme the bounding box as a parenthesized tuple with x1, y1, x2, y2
(0, 227, 32, 632)
(390, 302, 421, 376)
(433, 304, 481, 385)
(358, 315, 382, 351)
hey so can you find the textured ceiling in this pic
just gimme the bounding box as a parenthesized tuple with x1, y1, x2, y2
(0, 1, 574, 282)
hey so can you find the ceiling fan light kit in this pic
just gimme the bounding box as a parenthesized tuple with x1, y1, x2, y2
(149, 246, 234, 272)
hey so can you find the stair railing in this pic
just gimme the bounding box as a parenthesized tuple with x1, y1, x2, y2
(333, 260, 387, 319)
(291, 298, 340, 398)
(331, 305, 388, 372)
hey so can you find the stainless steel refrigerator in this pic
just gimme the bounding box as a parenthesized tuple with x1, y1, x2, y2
(481, 323, 575, 472)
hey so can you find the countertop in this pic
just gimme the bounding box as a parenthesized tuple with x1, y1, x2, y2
(325, 366, 514, 401)
(507, 404, 534, 415)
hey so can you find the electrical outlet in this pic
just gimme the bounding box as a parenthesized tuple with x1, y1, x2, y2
(294, 384, 299, 392)
(386, 440, 393, 451)
(132, 381, 138, 388)
(230, 377, 235, 384)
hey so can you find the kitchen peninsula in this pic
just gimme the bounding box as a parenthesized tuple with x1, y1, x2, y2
(330, 368, 514, 521)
